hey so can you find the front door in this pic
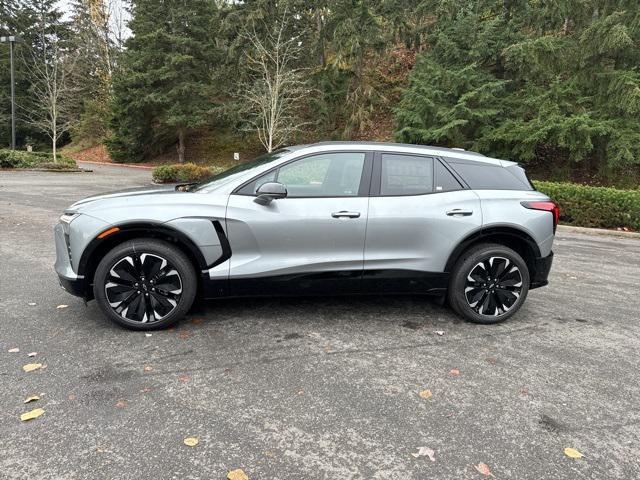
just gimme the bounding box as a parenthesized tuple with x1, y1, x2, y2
(225, 151, 373, 295)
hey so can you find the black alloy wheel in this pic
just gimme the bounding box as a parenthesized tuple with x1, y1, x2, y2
(448, 243, 530, 324)
(464, 256, 523, 316)
(105, 253, 183, 323)
(94, 239, 197, 330)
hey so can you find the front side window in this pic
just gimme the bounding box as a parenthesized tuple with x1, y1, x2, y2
(380, 154, 433, 196)
(239, 152, 366, 197)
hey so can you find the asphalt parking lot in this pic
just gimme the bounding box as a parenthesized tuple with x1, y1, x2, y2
(1, 164, 639, 480)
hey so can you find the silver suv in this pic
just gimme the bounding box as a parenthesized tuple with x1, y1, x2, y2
(54, 142, 557, 330)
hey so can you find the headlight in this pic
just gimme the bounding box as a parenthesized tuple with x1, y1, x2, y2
(59, 213, 80, 234)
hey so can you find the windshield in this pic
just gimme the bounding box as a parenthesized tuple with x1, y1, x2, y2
(192, 149, 290, 192)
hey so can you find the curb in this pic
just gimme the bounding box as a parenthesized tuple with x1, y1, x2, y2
(76, 160, 155, 170)
(557, 224, 640, 239)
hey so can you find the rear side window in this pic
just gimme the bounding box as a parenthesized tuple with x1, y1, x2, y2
(381, 154, 433, 196)
(447, 160, 533, 190)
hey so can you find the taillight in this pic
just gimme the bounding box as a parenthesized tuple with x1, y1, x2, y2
(521, 201, 560, 232)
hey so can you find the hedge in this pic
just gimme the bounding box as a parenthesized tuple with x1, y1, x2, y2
(0, 149, 75, 169)
(535, 181, 640, 230)
(152, 163, 225, 183)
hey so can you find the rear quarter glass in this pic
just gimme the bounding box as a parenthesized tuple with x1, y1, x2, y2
(446, 160, 534, 190)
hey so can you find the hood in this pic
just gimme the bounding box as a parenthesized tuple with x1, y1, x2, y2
(68, 185, 179, 211)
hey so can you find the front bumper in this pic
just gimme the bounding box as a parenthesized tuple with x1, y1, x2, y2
(530, 250, 553, 289)
(54, 223, 86, 298)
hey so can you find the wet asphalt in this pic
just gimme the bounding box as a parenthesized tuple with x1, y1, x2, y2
(1, 164, 639, 479)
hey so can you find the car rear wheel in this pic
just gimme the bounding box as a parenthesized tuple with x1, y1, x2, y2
(93, 239, 197, 330)
(448, 243, 530, 324)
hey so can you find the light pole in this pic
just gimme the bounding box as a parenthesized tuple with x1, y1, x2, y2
(1, 35, 20, 150)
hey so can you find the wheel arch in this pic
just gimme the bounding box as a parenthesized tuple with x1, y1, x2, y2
(78, 222, 208, 300)
(445, 226, 541, 277)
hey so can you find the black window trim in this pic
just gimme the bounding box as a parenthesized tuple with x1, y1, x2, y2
(370, 151, 467, 197)
(232, 150, 374, 199)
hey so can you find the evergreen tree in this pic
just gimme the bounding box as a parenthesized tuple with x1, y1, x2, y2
(107, 0, 219, 162)
(395, 0, 640, 179)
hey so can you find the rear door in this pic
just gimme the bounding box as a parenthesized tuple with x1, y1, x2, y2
(225, 151, 373, 295)
(363, 152, 482, 293)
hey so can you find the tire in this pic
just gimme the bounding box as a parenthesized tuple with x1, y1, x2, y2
(447, 243, 530, 324)
(93, 238, 197, 330)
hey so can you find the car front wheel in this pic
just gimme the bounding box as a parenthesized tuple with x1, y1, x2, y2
(448, 243, 530, 324)
(93, 238, 197, 330)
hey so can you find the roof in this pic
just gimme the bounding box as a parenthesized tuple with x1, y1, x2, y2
(285, 141, 512, 166)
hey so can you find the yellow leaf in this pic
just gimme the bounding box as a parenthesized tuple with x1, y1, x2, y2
(57, 304, 69, 309)
(8, 347, 20, 353)
(22, 363, 43, 372)
(419, 389, 433, 399)
(24, 395, 40, 404)
(227, 469, 249, 480)
(183, 437, 199, 447)
(474, 463, 494, 477)
(564, 447, 584, 459)
(20, 408, 45, 421)
(143, 365, 153, 372)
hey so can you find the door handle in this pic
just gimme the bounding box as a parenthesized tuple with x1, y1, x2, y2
(332, 211, 361, 218)
(446, 209, 473, 216)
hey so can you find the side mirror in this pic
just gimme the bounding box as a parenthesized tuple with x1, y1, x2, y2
(254, 182, 287, 205)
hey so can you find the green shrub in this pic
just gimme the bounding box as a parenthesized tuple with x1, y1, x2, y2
(535, 181, 640, 230)
(0, 149, 75, 169)
(152, 163, 225, 183)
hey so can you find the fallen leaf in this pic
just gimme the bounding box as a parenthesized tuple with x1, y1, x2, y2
(24, 395, 40, 404)
(56, 304, 69, 309)
(419, 389, 433, 399)
(227, 469, 249, 480)
(191, 318, 204, 325)
(178, 375, 190, 384)
(68, 394, 76, 401)
(27, 352, 37, 357)
(564, 447, 584, 459)
(411, 446, 436, 461)
(143, 365, 153, 372)
(474, 463, 494, 477)
(179, 331, 190, 339)
(27, 302, 36, 306)
(9, 347, 20, 353)
(140, 387, 153, 393)
(297, 389, 304, 395)
(520, 387, 529, 396)
(22, 363, 43, 372)
(486, 357, 497, 365)
(183, 437, 199, 447)
(450, 368, 460, 376)
(434, 330, 445, 336)
(115, 399, 127, 408)
(145, 333, 152, 337)
(20, 408, 45, 422)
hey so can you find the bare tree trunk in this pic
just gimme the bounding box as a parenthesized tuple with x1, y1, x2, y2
(316, 9, 325, 67)
(177, 128, 185, 163)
